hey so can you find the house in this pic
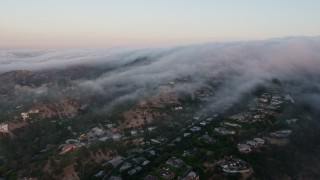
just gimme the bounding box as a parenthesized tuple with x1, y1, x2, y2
(246, 140, 258, 147)
(0, 123, 9, 133)
(198, 134, 214, 143)
(140, 141, 151, 147)
(62, 144, 74, 151)
(219, 158, 250, 173)
(214, 127, 235, 135)
(106, 156, 125, 167)
(238, 144, 251, 153)
(99, 136, 109, 141)
(142, 160, 150, 166)
(272, 95, 282, 100)
(110, 128, 120, 133)
(270, 95, 283, 105)
(270, 130, 292, 138)
(190, 126, 201, 132)
(28, 109, 39, 114)
(199, 121, 207, 126)
(173, 106, 183, 110)
(87, 127, 105, 138)
(184, 133, 191, 137)
(286, 119, 298, 124)
(257, 97, 268, 103)
(65, 139, 79, 144)
(132, 156, 147, 164)
(157, 167, 175, 180)
(151, 139, 161, 144)
(112, 134, 122, 140)
(21, 112, 29, 120)
(166, 157, 185, 168)
(128, 168, 137, 175)
(94, 171, 104, 177)
(181, 171, 199, 180)
(221, 122, 241, 128)
(148, 150, 156, 156)
(60, 144, 76, 154)
(128, 166, 142, 175)
(156, 136, 166, 141)
(120, 162, 132, 172)
(229, 114, 245, 121)
(79, 133, 88, 140)
(253, 138, 265, 145)
(285, 94, 295, 103)
(174, 137, 182, 143)
(106, 123, 116, 128)
(148, 127, 157, 132)
(254, 114, 263, 120)
(206, 117, 213, 122)
(131, 130, 138, 136)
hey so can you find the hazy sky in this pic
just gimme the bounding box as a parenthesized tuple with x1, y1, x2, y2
(1, 0, 319, 48)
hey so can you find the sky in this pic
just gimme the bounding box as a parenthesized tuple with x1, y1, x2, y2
(0, 0, 320, 48)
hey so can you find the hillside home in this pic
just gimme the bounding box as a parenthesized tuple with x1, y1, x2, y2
(253, 138, 265, 145)
(0, 123, 9, 133)
(21, 112, 29, 120)
(238, 144, 251, 153)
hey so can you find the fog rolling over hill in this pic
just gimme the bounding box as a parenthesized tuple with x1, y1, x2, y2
(1, 36, 320, 113)
(1, 37, 320, 179)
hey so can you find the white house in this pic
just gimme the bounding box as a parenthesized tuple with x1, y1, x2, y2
(106, 123, 115, 128)
(270, 130, 292, 138)
(183, 133, 191, 137)
(120, 162, 132, 172)
(87, 127, 105, 138)
(131, 130, 138, 136)
(286, 119, 298, 124)
(253, 138, 265, 145)
(147, 127, 156, 132)
(214, 127, 235, 135)
(21, 113, 29, 120)
(206, 118, 213, 122)
(200, 121, 207, 126)
(246, 140, 258, 147)
(151, 139, 161, 144)
(190, 126, 201, 132)
(221, 122, 241, 128)
(28, 109, 39, 114)
(238, 144, 251, 153)
(0, 123, 9, 133)
(112, 134, 122, 140)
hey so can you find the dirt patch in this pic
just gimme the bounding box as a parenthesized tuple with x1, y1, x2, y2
(31, 98, 88, 119)
(60, 164, 80, 180)
(121, 109, 153, 128)
(149, 92, 181, 108)
(88, 149, 115, 164)
(8, 120, 28, 131)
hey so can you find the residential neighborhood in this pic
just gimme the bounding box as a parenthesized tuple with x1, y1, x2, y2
(0, 79, 313, 180)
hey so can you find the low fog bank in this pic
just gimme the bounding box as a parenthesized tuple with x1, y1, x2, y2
(1, 36, 320, 113)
